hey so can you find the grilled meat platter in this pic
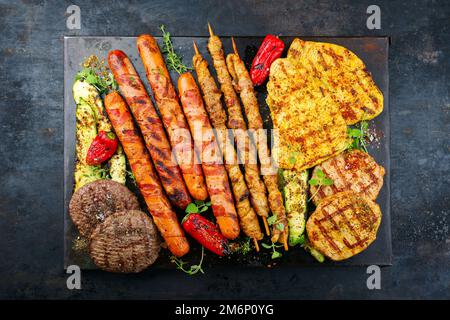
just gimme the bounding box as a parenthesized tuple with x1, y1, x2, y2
(64, 26, 389, 273)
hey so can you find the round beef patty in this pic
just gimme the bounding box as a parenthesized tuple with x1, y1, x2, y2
(89, 210, 161, 273)
(69, 179, 140, 237)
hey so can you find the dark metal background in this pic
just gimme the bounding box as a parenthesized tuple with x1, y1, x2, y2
(64, 36, 391, 269)
(0, 0, 448, 299)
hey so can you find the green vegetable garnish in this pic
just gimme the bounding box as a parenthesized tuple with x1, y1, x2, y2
(308, 169, 334, 202)
(171, 246, 205, 275)
(75, 67, 117, 95)
(185, 200, 212, 214)
(262, 241, 284, 260)
(347, 120, 370, 153)
(159, 24, 191, 74)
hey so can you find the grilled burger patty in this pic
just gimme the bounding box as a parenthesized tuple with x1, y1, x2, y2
(69, 179, 140, 237)
(306, 191, 382, 261)
(89, 210, 161, 273)
(311, 149, 385, 205)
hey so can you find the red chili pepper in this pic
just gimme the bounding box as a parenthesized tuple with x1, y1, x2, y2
(86, 131, 118, 165)
(182, 213, 229, 256)
(250, 34, 285, 86)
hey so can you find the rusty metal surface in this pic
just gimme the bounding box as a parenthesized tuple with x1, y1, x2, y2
(64, 36, 390, 269)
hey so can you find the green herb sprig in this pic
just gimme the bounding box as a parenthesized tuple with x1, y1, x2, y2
(262, 241, 284, 259)
(185, 200, 212, 214)
(267, 214, 285, 233)
(171, 246, 205, 275)
(75, 67, 117, 95)
(308, 169, 333, 202)
(159, 24, 191, 74)
(347, 120, 370, 153)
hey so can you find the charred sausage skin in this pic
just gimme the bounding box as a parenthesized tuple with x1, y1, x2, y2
(108, 50, 191, 210)
(104, 91, 189, 257)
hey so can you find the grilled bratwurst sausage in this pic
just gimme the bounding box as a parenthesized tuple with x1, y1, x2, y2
(137, 35, 208, 201)
(108, 50, 191, 209)
(104, 91, 189, 257)
(178, 73, 240, 240)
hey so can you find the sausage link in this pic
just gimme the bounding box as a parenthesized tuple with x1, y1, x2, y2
(178, 73, 240, 240)
(207, 36, 270, 219)
(227, 52, 288, 243)
(137, 35, 208, 201)
(104, 91, 189, 257)
(108, 50, 191, 209)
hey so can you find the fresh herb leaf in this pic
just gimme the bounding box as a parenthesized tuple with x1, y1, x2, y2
(185, 203, 199, 214)
(261, 243, 272, 249)
(347, 120, 370, 153)
(160, 25, 191, 74)
(75, 55, 118, 95)
(267, 215, 277, 225)
(171, 246, 205, 275)
(276, 223, 285, 231)
(308, 169, 334, 202)
(262, 241, 284, 260)
(271, 251, 282, 259)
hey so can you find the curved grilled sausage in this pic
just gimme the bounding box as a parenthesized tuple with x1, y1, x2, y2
(178, 72, 240, 240)
(108, 50, 191, 209)
(104, 91, 189, 257)
(227, 52, 288, 243)
(137, 35, 208, 201)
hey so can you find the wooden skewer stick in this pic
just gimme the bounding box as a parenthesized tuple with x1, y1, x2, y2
(262, 217, 270, 236)
(207, 22, 214, 37)
(283, 233, 289, 251)
(231, 37, 239, 57)
(193, 41, 200, 55)
(253, 238, 260, 252)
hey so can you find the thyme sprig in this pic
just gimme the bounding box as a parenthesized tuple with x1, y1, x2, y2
(171, 246, 205, 275)
(159, 24, 191, 74)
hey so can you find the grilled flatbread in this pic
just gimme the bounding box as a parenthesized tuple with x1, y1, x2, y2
(306, 191, 382, 261)
(311, 149, 385, 205)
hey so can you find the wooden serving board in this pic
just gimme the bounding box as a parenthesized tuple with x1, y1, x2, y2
(64, 36, 391, 270)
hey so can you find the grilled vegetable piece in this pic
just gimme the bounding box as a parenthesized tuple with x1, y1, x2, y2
(73, 81, 102, 190)
(192, 43, 263, 241)
(137, 35, 208, 201)
(306, 191, 382, 261)
(108, 50, 192, 209)
(182, 213, 230, 256)
(178, 72, 240, 240)
(279, 169, 308, 246)
(207, 26, 270, 223)
(104, 91, 190, 257)
(86, 131, 118, 165)
(250, 34, 285, 86)
(226, 41, 287, 244)
(73, 80, 126, 187)
(310, 149, 385, 205)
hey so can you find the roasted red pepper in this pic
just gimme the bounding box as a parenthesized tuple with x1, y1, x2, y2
(86, 131, 118, 165)
(182, 213, 229, 256)
(250, 34, 285, 86)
